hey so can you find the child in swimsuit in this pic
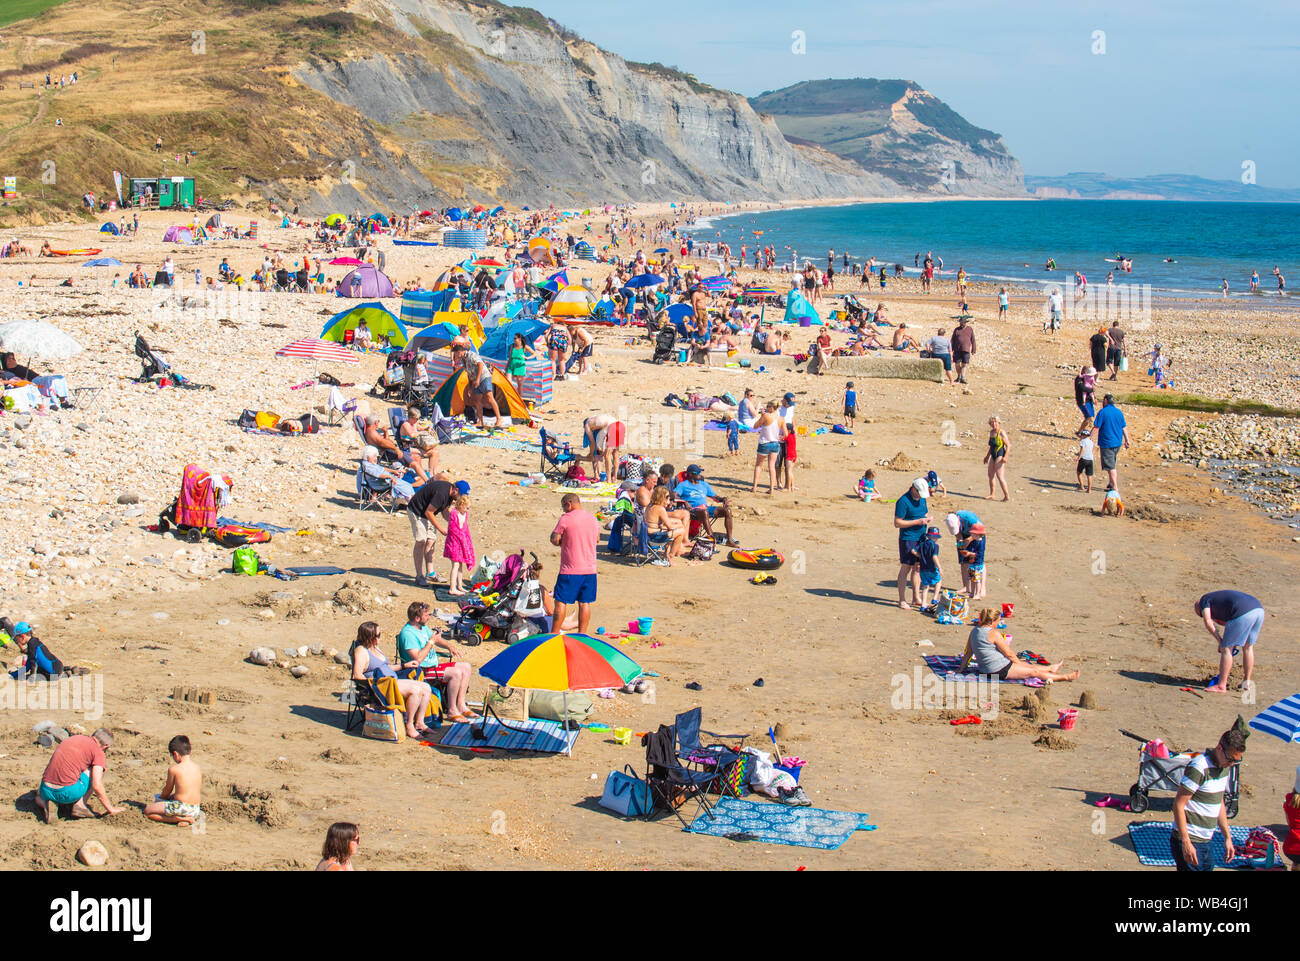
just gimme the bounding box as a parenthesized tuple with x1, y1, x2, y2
(144, 734, 202, 826)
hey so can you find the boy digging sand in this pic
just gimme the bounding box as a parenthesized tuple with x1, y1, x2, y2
(144, 734, 202, 826)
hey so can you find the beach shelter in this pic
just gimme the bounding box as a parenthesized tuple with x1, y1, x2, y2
(783, 290, 823, 325)
(205, 214, 223, 230)
(400, 289, 458, 328)
(321, 302, 405, 347)
(99, 222, 119, 236)
(329, 257, 365, 267)
(432, 266, 469, 292)
(528, 236, 554, 265)
(324, 213, 346, 227)
(445, 207, 464, 222)
(430, 366, 529, 422)
(408, 322, 463, 353)
(162, 226, 194, 244)
(546, 284, 595, 319)
(665, 302, 695, 334)
(336, 264, 395, 298)
(367, 213, 390, 227)
(83, 257, 123, 267)
(479, 316, 547, 360)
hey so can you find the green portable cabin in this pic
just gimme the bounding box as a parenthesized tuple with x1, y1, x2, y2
(128, 176, 196, 209)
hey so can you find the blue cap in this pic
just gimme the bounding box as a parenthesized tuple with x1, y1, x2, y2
(13, 621, 31, 635)
(686, 464, 703, 476)
(455, 480, 471, 496)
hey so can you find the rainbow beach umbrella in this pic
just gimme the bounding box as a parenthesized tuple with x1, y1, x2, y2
(479, 633, 642, 752)
(743, 284, 778, 323)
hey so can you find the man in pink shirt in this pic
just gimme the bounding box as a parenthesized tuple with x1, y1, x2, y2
(549, 492, 599, 633)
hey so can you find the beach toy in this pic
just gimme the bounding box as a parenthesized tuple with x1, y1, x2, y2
(1058, 709, 1079, 731)
(950, 715, 982, 726)
(585, 722, 612, 733)
(1001, 603, 1015, 618)
(726, 548, 784, 570)
(677, 348, 688, 363)
(637, 616, 653, 635)
(613, 727, 633, 745)
(627, 619, 639, 634)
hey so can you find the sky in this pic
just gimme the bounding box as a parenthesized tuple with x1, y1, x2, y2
(530, 0, 1300, 188)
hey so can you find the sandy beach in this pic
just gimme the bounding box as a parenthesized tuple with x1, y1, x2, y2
(0, 203, 1297, 871)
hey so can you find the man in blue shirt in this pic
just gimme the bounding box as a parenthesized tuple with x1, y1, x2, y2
(1090, 394, 1130, 490)
(396, 601, 474, 721)
(1194, 590, 1265, 693)
(894, 478, 930, 609)
(675, 464, 738, 547)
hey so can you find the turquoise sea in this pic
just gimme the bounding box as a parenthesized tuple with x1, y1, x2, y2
(698, 200, 1299, 301)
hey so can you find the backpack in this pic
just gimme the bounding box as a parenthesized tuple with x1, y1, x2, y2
(238, 409, 258, 429)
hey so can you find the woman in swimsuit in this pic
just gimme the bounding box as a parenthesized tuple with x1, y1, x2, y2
(316, 822, 359, 871)
(645, 486, 688, 564)
(351, 621, 438, 737)
(984, 416, 1010, 502)
(751, 400, 786, 494)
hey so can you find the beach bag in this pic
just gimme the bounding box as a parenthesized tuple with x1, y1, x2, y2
(238, 409, 258, 429)
(711, 752, 754, 797)
(687, 537, 716, 562)
(363, 707, 405, 742)
(484, 685, 530, 721)
(213, 526, 271, 549)
(231, 546, 260, 576)
(529, 690, 593, 723)
(1119, 355, 1129, 372)
(254, 411, 281, 429)
(599, 765, 653, 818)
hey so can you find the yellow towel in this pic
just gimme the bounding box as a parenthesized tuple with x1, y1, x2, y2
(371, 675, 440, 720)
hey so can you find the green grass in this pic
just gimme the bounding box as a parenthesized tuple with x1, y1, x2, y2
(1121, 391, 1300, 418)
(0, 0, 71, 27)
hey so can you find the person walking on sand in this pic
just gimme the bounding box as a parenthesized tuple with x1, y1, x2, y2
(1194, 590, 1264, 693)
(984, 416, 1010, 501)
(1105, 320, 1125, 380)
(33, 728, 122, 823)
(550, 492, 599, 634)
(951, 316, 975, 384)
(1090, 393, 1130, 491)
(894, 478, 930, 610)
(1171, 727, 1244, 871)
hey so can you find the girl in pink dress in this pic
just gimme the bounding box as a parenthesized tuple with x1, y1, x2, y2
(443, 494, 476, 595)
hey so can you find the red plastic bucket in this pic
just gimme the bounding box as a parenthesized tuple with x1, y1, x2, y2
(1057, 709, 1078, 731)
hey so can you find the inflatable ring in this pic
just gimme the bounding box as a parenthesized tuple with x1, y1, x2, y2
(727, 548, 784, 570)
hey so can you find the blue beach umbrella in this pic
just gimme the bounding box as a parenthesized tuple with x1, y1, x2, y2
(624, 273, 664, 289)
(83, 257, 123, 267)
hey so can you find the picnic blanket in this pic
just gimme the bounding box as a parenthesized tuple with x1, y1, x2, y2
(1127, 822, 1257, 868)
(703, 420, 753, 432)
(435, 716, 579, 754)
(217, 517, 295, 534)
(529, 482, 619, 498)
(688, 797, 875, 850)
(922, 654, 1035, 686)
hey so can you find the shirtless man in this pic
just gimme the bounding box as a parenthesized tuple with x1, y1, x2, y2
(363, 416, 412, 468)
(891, 324, 919, 351)
(581, 412, 624, 480)
(143, 735, 202, 826)
(635, 471, 690, 528)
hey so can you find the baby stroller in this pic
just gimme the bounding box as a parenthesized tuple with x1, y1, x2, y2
(651, 325, 677, 363)
(451, 551, 545, 647)
(1120, 729, 1239, 817)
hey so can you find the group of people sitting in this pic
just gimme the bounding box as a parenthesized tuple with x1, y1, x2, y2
(357, 406, 442, 504)
(616, 461, 740, 565)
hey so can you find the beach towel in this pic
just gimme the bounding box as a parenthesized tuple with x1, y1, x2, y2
(922, 654, 1034, 686)
(370, 676, 440, 721)
(283, 566, 347, 577)
(216, 518, 295, 534)
(434, 717, 578, 754)
(703, 420, 752, 432)
(687, 797, 875, 850)
(461, 434, 540, 452)
(1126, 822, 1256, 868)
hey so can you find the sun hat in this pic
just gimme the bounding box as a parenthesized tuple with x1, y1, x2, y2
(945, 513, 962, 536)
(912, 478, 929, 498)
(926, 527, 941, 538)
(783, 392, 795, 404)
(13, 621, 31, 635)
(686, 464, 703, 476)
(454, 480, 471, 496)
(969, 522, 986, 535)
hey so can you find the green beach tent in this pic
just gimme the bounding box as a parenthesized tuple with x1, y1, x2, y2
(324, 213, 346, 227)
(783, 291, 823, 325)
(320, 302, 406, 346)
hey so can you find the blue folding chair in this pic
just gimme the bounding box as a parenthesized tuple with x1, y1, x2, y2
(539, 427, 576, 482)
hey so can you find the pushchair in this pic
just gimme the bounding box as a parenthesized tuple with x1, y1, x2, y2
(651, 325, 678, 363)
(450, 551, 545, 647)
(1120, 729, 1239, 817)
(134, 332, 170, 382)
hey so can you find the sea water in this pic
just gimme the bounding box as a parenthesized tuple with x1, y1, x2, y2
(698, 199, 1300, 301)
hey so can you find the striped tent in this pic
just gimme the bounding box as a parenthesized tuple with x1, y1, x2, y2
(444, 229, 487, 250)
(274, 338, 359, 363)
(400, 290, 458, 328)
(1249, 694, 1300, 743)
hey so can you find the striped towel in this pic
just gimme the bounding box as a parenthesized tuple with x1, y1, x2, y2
(435, 717, 578, 754)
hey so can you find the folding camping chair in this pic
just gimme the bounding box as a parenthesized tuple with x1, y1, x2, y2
(356, 463, 398, 513)
(70, 385, 103, 412)
(400, 362, 431, 410)
(642, 720, 722, 829)
(539, 427, 576, 482)
(343, 678, 385, 732)
(632, 511, 672, 567)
